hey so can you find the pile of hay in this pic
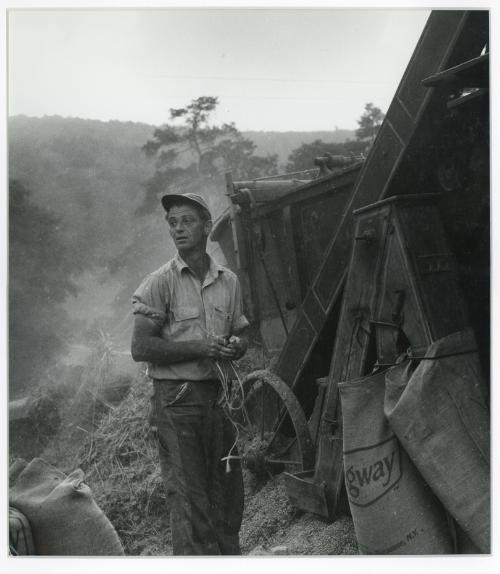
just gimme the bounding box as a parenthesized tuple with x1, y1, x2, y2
(34, 346, 170, 555)
(77, 372, 172, 556)
(40, 347, 131, 470)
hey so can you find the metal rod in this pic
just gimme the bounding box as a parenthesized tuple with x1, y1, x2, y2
(260, 384, 265, 440)
(259, 250, 289, 336)
(266, 406, 288, 449)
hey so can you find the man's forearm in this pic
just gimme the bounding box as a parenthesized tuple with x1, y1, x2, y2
(132, 335, 203, 365)
(132, 331, 243, 364)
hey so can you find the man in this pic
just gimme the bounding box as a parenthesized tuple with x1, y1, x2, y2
(131, 192, 249, 555)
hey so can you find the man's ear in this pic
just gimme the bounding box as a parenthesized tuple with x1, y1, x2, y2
(204, 219, 213, 236)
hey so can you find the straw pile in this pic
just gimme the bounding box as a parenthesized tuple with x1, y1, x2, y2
(34, 343, 171, 555)
(78, 372, 172, 555)
(39, 347, 128, 470)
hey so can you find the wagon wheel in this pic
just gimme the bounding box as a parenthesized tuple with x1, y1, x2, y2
(236, 369, 315, 478)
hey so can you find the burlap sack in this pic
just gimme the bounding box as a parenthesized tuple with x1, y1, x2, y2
(9, 457, 124, 556)
(9, 458, 28, 484)
(384, 329, 490, 553)
(9, 506, 35, 555)
(340, 370, 453, 554)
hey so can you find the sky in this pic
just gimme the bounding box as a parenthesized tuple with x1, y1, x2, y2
(7, 8, 431, 131)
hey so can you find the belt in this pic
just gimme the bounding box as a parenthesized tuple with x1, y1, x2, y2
(154, 378, 219, 385)
(152, 379, 222, 408)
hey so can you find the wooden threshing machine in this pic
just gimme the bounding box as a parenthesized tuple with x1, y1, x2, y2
(211, 10, 490, 521)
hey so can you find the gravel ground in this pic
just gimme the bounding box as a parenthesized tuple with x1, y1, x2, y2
(240, 473, 358, 555)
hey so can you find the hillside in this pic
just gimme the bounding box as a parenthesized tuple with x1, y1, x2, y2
(8, 115, 156, 264)
(8, 115, 160, 345)
(9, 115, 355, 183)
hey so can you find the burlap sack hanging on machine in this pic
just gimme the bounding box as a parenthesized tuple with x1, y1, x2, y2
(384, 329, 490, 554)
(339, 370, 453, 555)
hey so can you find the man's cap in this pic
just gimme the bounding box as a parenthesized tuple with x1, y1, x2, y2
(161, 193, 211, 218)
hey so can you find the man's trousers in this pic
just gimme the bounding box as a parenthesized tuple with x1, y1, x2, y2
(150, 379, 244, 555)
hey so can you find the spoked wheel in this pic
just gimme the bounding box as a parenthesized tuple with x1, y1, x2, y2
(236, 369, 315, 479)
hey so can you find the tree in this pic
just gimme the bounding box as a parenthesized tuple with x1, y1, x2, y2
(138, 96, 278, 215)
(9, 179, 83, 396)
(355, 102, 385, 144)
(285, 102, 386, 173)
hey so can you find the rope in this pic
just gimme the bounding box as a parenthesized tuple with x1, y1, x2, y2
(213, 358, 248, 473)
(376, 347, 478, 368)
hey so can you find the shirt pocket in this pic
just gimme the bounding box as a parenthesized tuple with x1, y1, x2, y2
(210, 304, 232, 338)
(170, 305, 201, 340)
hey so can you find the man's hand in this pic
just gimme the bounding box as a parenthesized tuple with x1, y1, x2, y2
(225, 335, 248, 360)
(197, 335, 248, 361)
(197, 336, 238, 360)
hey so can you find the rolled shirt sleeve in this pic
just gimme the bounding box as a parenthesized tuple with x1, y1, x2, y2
(132, 274, 168, 327)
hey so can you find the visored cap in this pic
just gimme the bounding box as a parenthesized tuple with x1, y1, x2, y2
(161, 193, 211, 218)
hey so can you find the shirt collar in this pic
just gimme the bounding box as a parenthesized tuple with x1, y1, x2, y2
(174, 253, 190, 272)
(174, 252, 224, 283)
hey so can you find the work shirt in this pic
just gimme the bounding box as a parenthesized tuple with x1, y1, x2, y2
(132, 253, 249, 381)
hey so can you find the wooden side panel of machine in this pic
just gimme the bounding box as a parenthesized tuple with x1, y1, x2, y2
(275, 11, 485, 389)
(253, 213, 299, 352)
(293, 186, 352, 297)
(395, 205, 470, 340)
(314, 206, 392, 509)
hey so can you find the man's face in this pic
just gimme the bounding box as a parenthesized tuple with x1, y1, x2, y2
(166, 204, 211, 253)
